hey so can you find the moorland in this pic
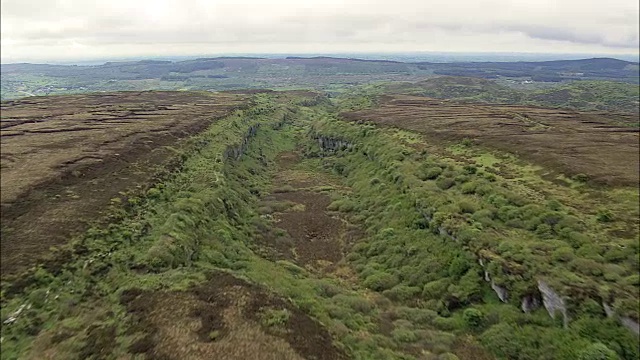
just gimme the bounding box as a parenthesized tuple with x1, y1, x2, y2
(0, 56, 638, 360)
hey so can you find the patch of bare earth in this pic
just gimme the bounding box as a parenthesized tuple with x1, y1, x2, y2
(342, 95, 640, 186)
(0, 91, 249, 276)
(258, 151, 356, 273)
(121, 272, 346, 360)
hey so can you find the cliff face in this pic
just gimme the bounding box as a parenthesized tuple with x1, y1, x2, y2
(224, 124, 259, 160)
(316, 136, 354, 152)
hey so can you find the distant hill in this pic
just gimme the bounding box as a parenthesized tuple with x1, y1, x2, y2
(2, 57, 638, 102)
(383, 76, 640, 112)
(418, 57, 639, 83)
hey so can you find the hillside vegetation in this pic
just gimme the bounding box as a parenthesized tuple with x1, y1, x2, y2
(1, 92, 638, 360)
(384, 77, 640, 112)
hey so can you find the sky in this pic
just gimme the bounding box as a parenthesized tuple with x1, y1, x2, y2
(1, 0, 639, 63)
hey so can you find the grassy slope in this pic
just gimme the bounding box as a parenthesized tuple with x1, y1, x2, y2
(1, 92, 638, 360)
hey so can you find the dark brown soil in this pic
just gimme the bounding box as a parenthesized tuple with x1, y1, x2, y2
(0, 91, 248, 275)
(121, 272, 347, 360)
(271, 191, 344, 267)
(258, 151, 349, 271)
(342, 95, 640, 186)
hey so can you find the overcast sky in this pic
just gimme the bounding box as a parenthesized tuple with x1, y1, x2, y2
(1, 0, 639, 63)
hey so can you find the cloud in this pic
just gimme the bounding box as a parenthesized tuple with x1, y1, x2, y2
(1, 0, 638, 62)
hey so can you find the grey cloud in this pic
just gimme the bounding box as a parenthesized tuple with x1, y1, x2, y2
(1, 0, 638, 62)
(504, 24, 639, 48)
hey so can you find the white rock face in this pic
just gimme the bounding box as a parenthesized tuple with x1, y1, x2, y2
(538, 280, 568, 328)
(480, 264, 509, 303)
(491, 281, 509, 303)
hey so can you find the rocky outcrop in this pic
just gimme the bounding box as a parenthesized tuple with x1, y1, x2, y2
(620, 317, 640, 335)
(478, 262, 509, 303)
(491, 281, 509, 303)
(538, 280, 568, 328)
(521, 294, 541, 313)
(603, 302, 640, 335)
(223, 124, 259, 160)
(315, 136, 354, 152)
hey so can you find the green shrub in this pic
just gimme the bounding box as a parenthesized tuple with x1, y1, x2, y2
(332, 294, 374, 314)
(458, 200, 478, 214)
(463, 308, 485, 329)
(463, 165, 478, 174)
(260, 308, 290, 328)
(448, 257, 471, 278)
(383, 285, 421, 302)
(436, 177, 456, 190)
(578, 342, 618, 360)
(421, 167, 443, 180)
(363, 272, 399, 291)
(597, 210, 614, 223)
(391, 328, 419, 343)
(572, 173, 589, 183)
(552, 247, 575, 262)
(423, 279, 450, 299)
(460, 182, 478, 194)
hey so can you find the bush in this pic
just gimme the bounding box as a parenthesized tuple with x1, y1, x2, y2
(597, 210, 614, 223)
(436, 177, 456, 190)
(578, 342, 618, 360)
(572, 173, 589, 183)
(423, 279, 451, 299)
(463, 308, 485, 329)
(363, 272, 399, 291)
(333, 294, 374, 314)
(552, 247, 575, 262)
(383, 285, 421, 302)
(421, 167, 443, 180)
(460, 182, 478, 194)
(458, 200, 478, 214)
(260, 308, 290, 328)
(391, 328, 419, 343)
(463, 165, 477, 174)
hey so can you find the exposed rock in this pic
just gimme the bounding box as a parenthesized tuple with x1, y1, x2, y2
(316, 136, 354, 152)
(620, 317, 640, 335)
(603, 302, 615, 317)
(602, 302, 640, 335)
(538, 280, 568, 328)
(437, 226, 457, 242)
(223, 124, 259, 160)
(3, 303, 28, 325)
(491, 281, 509, 303)
(521, 294, 541, 313)
(481, 265, 508, 303)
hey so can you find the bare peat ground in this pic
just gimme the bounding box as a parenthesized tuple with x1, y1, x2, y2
(342, 95, 640, 186)
(257, 151, 361, 275)
(118, 272, 346, 360)
(0, 91, 247, 275)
